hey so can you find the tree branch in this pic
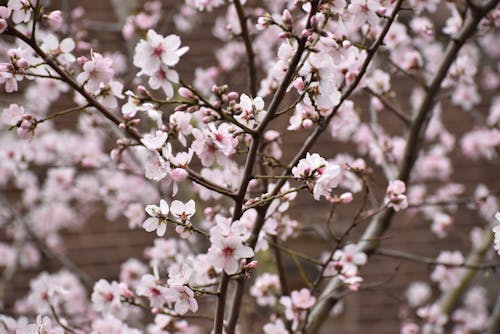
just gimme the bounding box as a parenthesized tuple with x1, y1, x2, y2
(306, 2, 499, 332)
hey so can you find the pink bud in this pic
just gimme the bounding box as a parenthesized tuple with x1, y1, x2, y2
(377, 7, 387, 15)
(340, 192, 353, 203)
(342, 40, 351, 49)
(302, 29, 311, 38)
(175, 105, 188, 112)
(248, 179, 258, 189)
(0, 6, 12, 19)
(302, 118, 313, 128)
(211, 85, 219, 94)
(137, 85, 149, 97)
(178, 87, 194, 99)
(292, 78, 305, 92)
(77, 56, 88, 65)
(212, 101, 221, 109)
(170, 168, 188, 182)
(227, 91, 239, 101)
(264, 130, 280, 141)
(246, 260, 258, 269)
(46, 10, 63, 30)
(17, 58, 29, 68)
(110, 148, 121, 161)
(282, 9, 292, 26)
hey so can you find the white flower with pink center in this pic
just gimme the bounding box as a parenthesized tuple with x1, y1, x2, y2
(136, 274, 170, 309)
(76, 52, 114, 93)
(91, 279, 128, 318)
(291, 288, 316, 309)
(208, 234, 254, 275)
(133, 30, 188, 76)
(385, 179, 408, 211)
(168, 285, 198, 315)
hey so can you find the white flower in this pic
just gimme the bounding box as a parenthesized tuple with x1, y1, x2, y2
(133, 30, 188, 76)
(141, 130, 168, 150)
(8, 0, 31, 24)
(235, 94, 266, 128)
(40, 34, 76, 64)
(170, 200, 195, 221)
(143, 200, 169, 237)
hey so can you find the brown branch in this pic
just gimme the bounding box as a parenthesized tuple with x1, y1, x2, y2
(233, 0, 257, 96)
(364, 87, 411, 126)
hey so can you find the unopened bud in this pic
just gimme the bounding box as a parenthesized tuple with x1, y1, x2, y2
(178, 87, 194, 99)
(340, 192, 353, 203)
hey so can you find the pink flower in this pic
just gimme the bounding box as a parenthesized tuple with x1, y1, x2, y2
(76, 52, 115, 93)
(291, 288, 315, 309)
(406, 281, 431, 307)
(292, 153, 327, 179)
(386, 180, 408, 211)
(208, 234, 254, 275)
(168, 285, 198, 314)
(191, 123, 238, 167)
(143, 199, 169, 237)
(430, 251, 465, 291)
(136, 274, 170, 309)
(313, 164, 341, 200)
(250, 273, 281, 306)
(2, 103, 24, 126)
(91, 279, 128, 318)
(133, 30, 188, 76)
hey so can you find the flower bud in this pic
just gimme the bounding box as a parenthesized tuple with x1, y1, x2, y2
(178, 87, 194, 99)
(340, 192, 353, 203)
(292, 77, 305, 92)
(77, 56, 88, 65)
(302, 118, 313, 128)
(0, 6, 12, 19)
(45, 10, 63, 30)
(282, 9, 293, 28)
(227, 91, 239, 101)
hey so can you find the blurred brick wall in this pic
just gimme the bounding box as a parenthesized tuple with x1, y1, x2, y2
(3, 1, 499, 334)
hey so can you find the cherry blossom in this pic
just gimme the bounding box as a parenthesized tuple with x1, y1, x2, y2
(76, 51, 115, 93)
(143, 199, 170, 237)
(208, 233, 254, 275)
